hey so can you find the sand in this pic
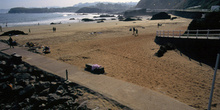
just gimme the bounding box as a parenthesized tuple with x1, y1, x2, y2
(0, 16, 220, 110)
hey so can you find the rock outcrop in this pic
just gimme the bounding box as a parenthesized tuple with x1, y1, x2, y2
(151, 12, 171, 20)
(0, 30, 27, 36)
(187, 12, 220, 30)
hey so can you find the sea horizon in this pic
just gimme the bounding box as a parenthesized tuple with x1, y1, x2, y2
(0, 12, 116, 27)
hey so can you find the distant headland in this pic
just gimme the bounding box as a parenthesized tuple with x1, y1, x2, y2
(8, 2, 137, 14)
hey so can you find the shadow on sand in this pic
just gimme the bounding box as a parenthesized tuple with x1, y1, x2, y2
(155, 37, 220, 68)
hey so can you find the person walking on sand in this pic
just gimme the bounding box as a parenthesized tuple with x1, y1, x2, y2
(53, 27, 56, 32)
(8, 36, 14, 48)
(0, 25, 2, 32)
(133, 27, 136, 35)
(135, 29, 138, 36)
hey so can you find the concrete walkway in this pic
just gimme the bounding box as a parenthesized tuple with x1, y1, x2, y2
(0, 42, 195, 110)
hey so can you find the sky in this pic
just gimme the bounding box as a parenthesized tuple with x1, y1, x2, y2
(0, 0, 140, 9)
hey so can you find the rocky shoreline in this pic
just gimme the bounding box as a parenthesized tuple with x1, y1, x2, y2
(0, 52, 130, 110)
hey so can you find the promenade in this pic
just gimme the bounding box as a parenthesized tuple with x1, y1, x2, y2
(156, 29, 220, 39)
(0, 41, 195, 110)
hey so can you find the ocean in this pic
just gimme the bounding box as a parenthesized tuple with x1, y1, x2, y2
(0, 13, 106, 27)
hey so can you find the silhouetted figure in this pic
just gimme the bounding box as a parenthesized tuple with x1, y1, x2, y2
(53, 27, 56, 32)
(157, 23, 162, 28)
(0, 26, 2, 32)
(135, 29, 138, 36)
(29, 28, 31, 33)
(8, 36, 14, 48)
(133, 27, 136, 35)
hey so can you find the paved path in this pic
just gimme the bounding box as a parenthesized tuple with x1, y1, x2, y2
(0, 42, 195, 110)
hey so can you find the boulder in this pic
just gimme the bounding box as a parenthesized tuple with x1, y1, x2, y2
(35, 81, 50, 93)
(13, 85, 24, 92)
(49, 82, 59, 93)
(39, 88, 50, 96)
(69, 18, 75, 20)
(81, 18, 95, 22)
(11, 53, 22, 64)
(0, 83, 13, 92)
(56, 85, 67, 96)
(30, 95, 48, 107)
(124, 17, 137, 21)
(0, 75, 13, 83)
(47, 93, 72, 108)
(18, 85, 35, 101)
(155, 43, 175, 57)
(151, 12, 171, 20)
(0, 30, 27, 36)
(14, 73, 31, 81)
(99, 15, 115, 17)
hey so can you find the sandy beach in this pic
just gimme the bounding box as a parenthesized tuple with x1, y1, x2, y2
(0, 16, 219, 110)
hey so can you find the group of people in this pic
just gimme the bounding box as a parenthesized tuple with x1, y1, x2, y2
(130, 27, 138, 36)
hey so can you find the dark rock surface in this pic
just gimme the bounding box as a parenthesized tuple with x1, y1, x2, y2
(81, 18, 95, 22)
(187, 12, 220, 30)
(0, 30, 27, 36)
(0, 52, 131, 110)
(155, 43, 175, 57)
(151, 12, 171, 20)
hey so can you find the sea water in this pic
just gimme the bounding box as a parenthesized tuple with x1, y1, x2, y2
(0, 13, 102, 27)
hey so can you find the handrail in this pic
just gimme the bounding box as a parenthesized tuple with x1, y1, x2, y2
(156, 29, 220, 39)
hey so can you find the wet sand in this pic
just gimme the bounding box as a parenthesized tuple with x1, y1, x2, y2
(0, 16, 219, 110)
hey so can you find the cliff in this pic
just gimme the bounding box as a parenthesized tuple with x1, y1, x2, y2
(8, 2, 137, 13)
(136, 0, 220, 9)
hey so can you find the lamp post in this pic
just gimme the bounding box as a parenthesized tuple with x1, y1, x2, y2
(208, 53, 220, 110)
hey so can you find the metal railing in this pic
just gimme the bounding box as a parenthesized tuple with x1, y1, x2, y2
(156, 29, 220, 39)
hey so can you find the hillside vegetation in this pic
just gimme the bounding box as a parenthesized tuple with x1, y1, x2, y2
(8, 2, 137, 13)
(136, 0, 220, 9)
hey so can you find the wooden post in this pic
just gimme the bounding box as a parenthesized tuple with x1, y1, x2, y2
(173, 30, 174, 38)
(66, 69, 68, 80)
